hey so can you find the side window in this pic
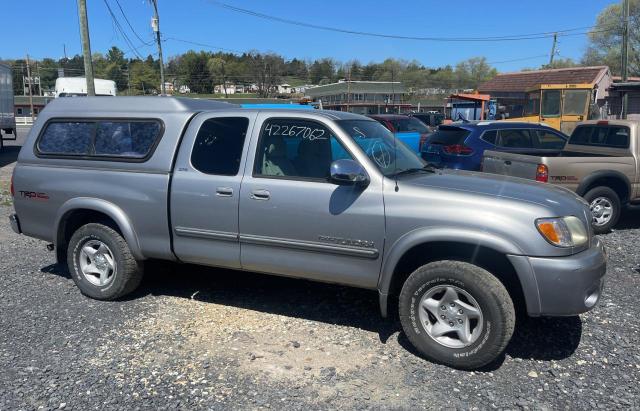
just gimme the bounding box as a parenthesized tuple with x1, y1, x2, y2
(541, 89, 561, 117)
(497, 129, 533, 149)
(481, 130, 497, 145)
(255, 119, 352, 180)
(94, 120, 162, 158)
(533, 130, 566, 149)
(38, 121, 94, 155)
(191, 117, 249, 175)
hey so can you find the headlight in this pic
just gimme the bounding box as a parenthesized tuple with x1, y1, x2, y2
(536, 216, 588, 247)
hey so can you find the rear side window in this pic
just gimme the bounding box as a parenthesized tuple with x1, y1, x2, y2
(38, 121, 94, 154)
(481, 130, 497, 145)
(497, 129, 533, 148)
(37, 119, 163, 160)
(94, 121, 161, 158)
(428, 127, 470, 145)
(570, 125, 630, 148)
(191, 117, 249, 175)
(532, 130, 566, 149)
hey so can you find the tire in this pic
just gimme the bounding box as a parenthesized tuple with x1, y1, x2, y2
(67, 223, 143, 300)
(399, 261, 515, 370)
(584, 186, 620, 234)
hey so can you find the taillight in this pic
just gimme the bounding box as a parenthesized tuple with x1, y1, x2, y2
(442, 144, 474, 155)
(536, 164, 548, 182)
(419, 134, 429, 151)
(10, 174, 14, 197)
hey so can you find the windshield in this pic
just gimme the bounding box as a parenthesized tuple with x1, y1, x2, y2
(389, 117, 430, 134)
(337, 120, 425, 176)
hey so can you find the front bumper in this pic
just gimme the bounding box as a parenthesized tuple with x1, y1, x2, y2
(9, 213, 21, 234)
(509, 237, 607, 316)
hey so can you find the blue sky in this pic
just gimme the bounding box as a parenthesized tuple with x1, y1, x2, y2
(3, 0, 617, 71)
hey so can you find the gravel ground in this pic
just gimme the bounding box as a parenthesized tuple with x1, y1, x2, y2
(1, 204, 639, 409)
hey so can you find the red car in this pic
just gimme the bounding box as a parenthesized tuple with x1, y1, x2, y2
(367, 114, 432, 152)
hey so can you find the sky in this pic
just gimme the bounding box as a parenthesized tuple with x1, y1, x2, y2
(2, 0, 619, 72)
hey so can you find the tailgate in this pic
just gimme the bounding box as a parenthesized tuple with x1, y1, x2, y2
(482, 150, 543, 180)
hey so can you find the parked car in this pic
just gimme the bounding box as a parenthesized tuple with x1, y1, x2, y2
(421, 121, 567, 171)
(409, 112, 445, 129)
(482, 119, 640, 233)
(10, 97, 606, 370)
(368, 114, 431, 152)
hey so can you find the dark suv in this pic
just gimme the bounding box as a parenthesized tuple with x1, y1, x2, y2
(421, 121, 567, 171)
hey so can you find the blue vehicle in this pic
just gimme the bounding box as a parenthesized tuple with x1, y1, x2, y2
(421, 121, 568, 171)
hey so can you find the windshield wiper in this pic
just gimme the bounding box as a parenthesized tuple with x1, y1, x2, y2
(392, 163, 439, 176)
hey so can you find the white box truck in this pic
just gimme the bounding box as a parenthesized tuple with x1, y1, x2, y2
(54, 77, 117, 98)
(0, 63, 17, 150)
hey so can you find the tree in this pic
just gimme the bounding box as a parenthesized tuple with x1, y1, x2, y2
(248, 52, 284, 97)
(454, 57, 497, 89)
(582, 0, 640, 75)
(541, 58, 579, 70)
(208, 57, 229, 96)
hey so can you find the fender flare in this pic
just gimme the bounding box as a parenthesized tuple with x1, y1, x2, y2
(54, 197, 144, 260)
(376, 227, 540, 317)
(576, 170, 630, 201)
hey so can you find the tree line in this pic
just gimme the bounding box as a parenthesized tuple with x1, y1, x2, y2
(2, 47, 499, 97)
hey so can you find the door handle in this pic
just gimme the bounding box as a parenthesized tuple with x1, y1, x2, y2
(250, 189, 270, 200)
(216, 187, 234, 197)
(504, 160, 512, 166)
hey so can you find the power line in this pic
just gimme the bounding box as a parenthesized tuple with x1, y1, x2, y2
(488, 54, 550, 65)
(206, 0, 615, 42)
(102, 0, 145, 58)
(113, 0, 154, 45)
(165, 37, 244, 54)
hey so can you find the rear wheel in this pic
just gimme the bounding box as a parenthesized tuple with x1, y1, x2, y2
(67, 223, 143, 300)
(584, 186, 620, 234)
(399, 260, 515, 370)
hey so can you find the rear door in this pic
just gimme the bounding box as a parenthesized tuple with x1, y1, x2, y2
(170, 112, 256, 268)
(422, 126, 471, 164)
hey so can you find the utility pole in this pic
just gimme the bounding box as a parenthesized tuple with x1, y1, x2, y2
(621, 0, 630, 118)
(346, 67, 351, 112)
(549, 32, 558, 66)
(151, 0, 166, 95)
(25, 55, 35, 122)
(77, 0, 95, 96)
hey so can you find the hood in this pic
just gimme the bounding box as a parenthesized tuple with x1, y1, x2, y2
(399, 168, 589, 217)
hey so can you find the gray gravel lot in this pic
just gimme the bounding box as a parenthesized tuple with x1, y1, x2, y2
(1, 204, 639, 410)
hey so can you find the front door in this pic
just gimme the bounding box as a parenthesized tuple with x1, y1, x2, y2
(171, 112, 255, 268)
(239, 115, 385, 288)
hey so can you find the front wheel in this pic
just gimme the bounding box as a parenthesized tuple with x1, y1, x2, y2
(399, 261, 515, 370)
(584, 186, 620, 234)
(67, 223, 143, 300)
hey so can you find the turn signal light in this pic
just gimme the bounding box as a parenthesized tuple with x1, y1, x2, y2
(535, 164, 548, 182)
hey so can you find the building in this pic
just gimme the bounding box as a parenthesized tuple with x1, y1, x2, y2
(478, 66, 612, 118)
(606, 81, 640, 120)
(305, 80, 409, 114)
(14, 95, 53, 118)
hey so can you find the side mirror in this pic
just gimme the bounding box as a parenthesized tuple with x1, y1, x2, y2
(329, 159, 369, 187)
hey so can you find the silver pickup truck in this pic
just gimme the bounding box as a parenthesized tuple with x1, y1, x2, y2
(483, 120, 640, 233)
(9, 97, 606, 370)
